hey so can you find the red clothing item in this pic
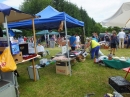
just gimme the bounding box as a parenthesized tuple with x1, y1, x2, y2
(24, 37, 27, 42)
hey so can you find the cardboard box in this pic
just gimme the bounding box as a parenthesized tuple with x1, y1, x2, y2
(13, 52, 23, 63)
(0, 47, 6, 54)
(56, 65, 70, 75)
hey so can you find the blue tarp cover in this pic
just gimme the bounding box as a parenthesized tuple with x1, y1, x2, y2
(8, 5, 84, 29)
(0, 3, 35, 24)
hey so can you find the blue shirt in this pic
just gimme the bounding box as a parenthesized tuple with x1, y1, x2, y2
(69, 36, 76, 47)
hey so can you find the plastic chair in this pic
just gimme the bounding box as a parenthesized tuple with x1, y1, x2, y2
(123, 67, 130, 78)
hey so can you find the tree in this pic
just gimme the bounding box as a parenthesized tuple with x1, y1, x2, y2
(20, 0, 52, 14)
(19, 0, 105, 37)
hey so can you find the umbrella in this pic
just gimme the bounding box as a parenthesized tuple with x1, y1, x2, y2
(102, 2, 130, 27)
(36, 30, 49, 35)
(49, 31, 59, 35)
(3, 29, 22, 33)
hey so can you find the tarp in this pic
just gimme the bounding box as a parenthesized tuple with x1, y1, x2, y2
(0, 3, 35, 24)
(8, 5, 84, 29)
(36, 30, 49, 35)
(101, 2, 130, 27)
(103, 59, 130, 69)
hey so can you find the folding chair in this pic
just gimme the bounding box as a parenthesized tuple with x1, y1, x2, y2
(123, 67, 130, 78)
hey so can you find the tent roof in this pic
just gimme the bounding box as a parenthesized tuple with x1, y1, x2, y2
(8, 5, 84, 29)
(49, 31, 59, 35)
(36, 30, 49, 35)
(101, 2, 130, 27)
(36, 5, 61, 19)
(0, 3, 35, 24)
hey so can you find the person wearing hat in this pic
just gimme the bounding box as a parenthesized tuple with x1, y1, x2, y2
(85, 38, 100, 59)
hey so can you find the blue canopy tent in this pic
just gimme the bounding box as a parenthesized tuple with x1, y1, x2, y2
(0, 3, 39, 82)
(8, 5, 84, 29)
(0, 3, 35, 47)
(8, 5, 85, 76)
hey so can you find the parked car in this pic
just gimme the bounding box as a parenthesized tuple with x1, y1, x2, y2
(99, 33, 111, 42)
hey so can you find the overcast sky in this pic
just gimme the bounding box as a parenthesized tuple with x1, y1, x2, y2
(1, 0, 130, 23)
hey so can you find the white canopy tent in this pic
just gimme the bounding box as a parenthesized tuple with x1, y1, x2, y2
(102, 2, 130, 28)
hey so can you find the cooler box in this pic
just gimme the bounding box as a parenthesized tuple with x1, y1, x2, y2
(109, 76, 130, 93)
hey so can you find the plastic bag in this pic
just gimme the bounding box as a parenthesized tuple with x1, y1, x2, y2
(0, 47, 17, 72)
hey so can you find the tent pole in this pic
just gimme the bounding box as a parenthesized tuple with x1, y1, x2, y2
(44, 34, 46, 46)
(32, 18, 37, 81)
(32, 18, 37, 53)
(64, 19, 72, 76)
(4, 16, 10, 47)
(83, 26, 86, 44)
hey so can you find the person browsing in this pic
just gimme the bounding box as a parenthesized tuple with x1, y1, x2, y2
(69, 34, 76, 51)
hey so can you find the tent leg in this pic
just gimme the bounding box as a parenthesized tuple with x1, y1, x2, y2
(64, 20, 72, 76)
(4, 16, 10, 47)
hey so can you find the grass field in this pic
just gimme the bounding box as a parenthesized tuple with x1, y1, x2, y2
(17, 47, 130, 97)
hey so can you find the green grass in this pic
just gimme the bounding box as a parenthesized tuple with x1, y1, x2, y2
(17, 48, 130, 97)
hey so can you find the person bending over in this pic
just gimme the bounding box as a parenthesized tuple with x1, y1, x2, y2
(85, 38, 100, 59)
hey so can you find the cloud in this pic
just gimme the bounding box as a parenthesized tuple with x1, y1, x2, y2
(2, 0, 130, 22)
(2, 0, 24, 9)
